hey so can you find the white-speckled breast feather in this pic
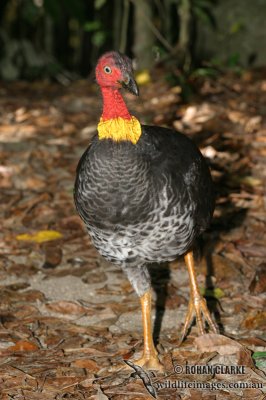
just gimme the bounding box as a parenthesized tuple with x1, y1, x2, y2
(74, 125, 214, 278)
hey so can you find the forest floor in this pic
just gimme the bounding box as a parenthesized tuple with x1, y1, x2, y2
(0, 67, 266, 399)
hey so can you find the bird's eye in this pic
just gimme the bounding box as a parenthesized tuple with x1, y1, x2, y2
(104, 66, 112, 74)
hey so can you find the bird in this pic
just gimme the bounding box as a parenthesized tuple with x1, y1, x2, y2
(74, 51, 218, 370)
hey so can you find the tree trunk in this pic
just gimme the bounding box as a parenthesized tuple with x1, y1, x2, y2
(176, 0, 192, 71)
(119, 0, 130, 53)
(133, 0, 154, 69)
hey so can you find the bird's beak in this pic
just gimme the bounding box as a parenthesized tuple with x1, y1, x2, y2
(119, 75, 139, 96)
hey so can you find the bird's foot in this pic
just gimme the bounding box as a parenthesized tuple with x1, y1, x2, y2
(108, 352, 163, 373)
(131, 352, 164, 371)
(179, 294, 218, 344)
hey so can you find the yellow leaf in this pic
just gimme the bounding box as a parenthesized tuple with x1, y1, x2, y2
(200, 287, 225, 299)
(239, 176, 262, 187)
(135, 69, 151, 86)
(16, 230, 63, 243)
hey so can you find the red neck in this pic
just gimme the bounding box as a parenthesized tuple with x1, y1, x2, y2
(101, 87, 131, 120)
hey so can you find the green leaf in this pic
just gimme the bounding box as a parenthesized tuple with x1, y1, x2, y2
(193, 0, 217, 8)
(226, 53, 240, 67)
(230, 21, 245, 34)
(191, 67, 218, 78)
(21, 0, 41, 24)
(44, 0, 85, 22)
(83, 20, 102, 32)
(193, 5, 216, 29)
(252, 351, 266, 359)
(252, 352, 266, 368)
(64, 0, 86, 22)
(92, 31, 106, 47)
(94, 0, 107, 10)
(44, 0, 61, 21)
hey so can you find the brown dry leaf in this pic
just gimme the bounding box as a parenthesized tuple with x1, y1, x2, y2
(242, 388, 265, 399)
(34, 115, 58, 127)
(194, 334, 244, 355)
(79, 377, 95, 388)
(95, 386, 110, 400)
(82, 270, 108, 284)
(184, 391, 204, 400)
(63, 347, 115, 357)
(46, 300, 87, 315)
(237, 348, 255, 368)
(19, 176, 47, 190)
(13, 304, 39, 318)
(8, 340, 39, 352)
(42, 243, 63, 268)
(242, 294, 266, 310)
(106, 381, 148, 397)
(13, 289, 45, 302)
(242, 310, 266, 329)
(239, 337, 266, 348)
(72, 358, 100, 371)
(198, 254, 243, 283)
(249, 263, 266, 294)
(221, 241, 249, 268)
(237, 243, 266, 258)
(59, 215, 85, 231)
(43, 376, 83, 391)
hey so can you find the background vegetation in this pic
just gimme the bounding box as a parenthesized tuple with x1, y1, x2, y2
(2, 0, 265, 82)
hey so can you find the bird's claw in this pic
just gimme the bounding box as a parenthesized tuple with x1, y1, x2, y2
(108, 352, 163, 373)
(179, 294, 218, 344)
(131, 353, 164, 372)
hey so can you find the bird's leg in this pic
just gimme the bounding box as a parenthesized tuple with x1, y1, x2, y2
(180, 251, 218, 343)
(133, 289, 163, 371)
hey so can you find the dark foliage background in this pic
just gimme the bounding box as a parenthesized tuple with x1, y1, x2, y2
(2, 0, 266, 83)
(0, 0, 224, 80)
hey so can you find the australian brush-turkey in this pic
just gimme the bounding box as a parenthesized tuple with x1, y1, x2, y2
(74, 51, 218, 370)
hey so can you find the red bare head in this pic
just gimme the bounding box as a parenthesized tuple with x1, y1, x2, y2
(95, 51, 139, 96)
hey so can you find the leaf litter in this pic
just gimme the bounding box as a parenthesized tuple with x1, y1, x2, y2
(0, 71, 266, 399)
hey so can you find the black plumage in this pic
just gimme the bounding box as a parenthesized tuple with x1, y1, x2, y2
(74, 52, 217, 370)
(75, 126, 214, 281)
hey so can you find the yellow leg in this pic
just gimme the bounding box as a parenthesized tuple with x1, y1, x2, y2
(109, 290, 163, 372)
(133, 290, 163, 370)
(180, 251, 218, 342)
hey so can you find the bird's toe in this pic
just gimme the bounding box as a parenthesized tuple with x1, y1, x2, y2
(180, 295, 218, 344)
(132, 353, 164, 372)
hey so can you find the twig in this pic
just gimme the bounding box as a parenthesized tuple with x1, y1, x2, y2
(10, 365, 37, 380)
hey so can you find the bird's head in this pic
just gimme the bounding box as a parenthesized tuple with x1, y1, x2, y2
(95, 51, 139, 96)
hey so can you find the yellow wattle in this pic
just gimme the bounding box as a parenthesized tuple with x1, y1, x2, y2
(97, 116, 142, 145)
